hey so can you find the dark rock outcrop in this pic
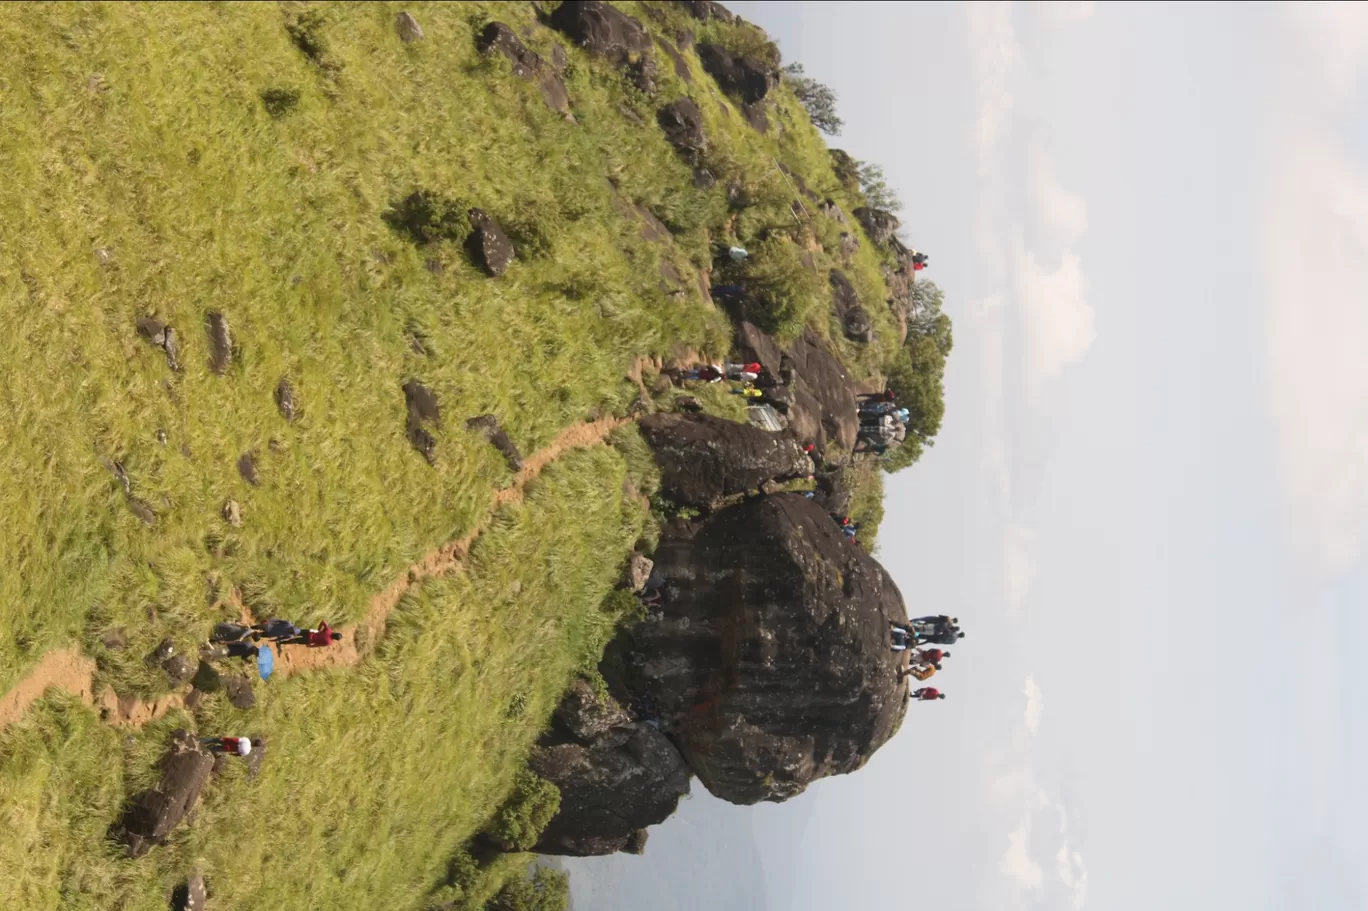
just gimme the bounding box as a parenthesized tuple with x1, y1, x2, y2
(465, 208, 515, 277)
(237, 451, 260, 486)
(733, 326, 858, 456)
(476, 22, 571, 116)
(532, 680, 692, 856)
(829, 270, 872, 343)
(696, 43, 776, 105)
(637, 412, 811, 509)
(657, 98, 706, 160)
(852, 206, 900, 249)
(674, 1, 738, 23)
(547, 1, 651, 62)
(626, 494, 908, 804)
(136, 316, 182, 372)
(404, 380, 440, 465)
(655, 35, 691, 81)
(466, 414, 523, 471)
(114, 729, 215, 858)
(206, 312, 233, 375)
(275, 377, 298, 423)
(171, 870, 207, 911)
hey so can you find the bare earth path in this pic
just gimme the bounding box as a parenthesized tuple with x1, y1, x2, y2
(0, 414, 631, 732)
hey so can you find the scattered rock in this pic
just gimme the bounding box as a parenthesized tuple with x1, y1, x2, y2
(839, 231, 859, 259)
(191, 661, 223, 694)
(275, 377, 298, 423)
(674, 0, 737, 23)
(156, 429, 168, 445)
(162, 654, 196, 687)
(395, 11, 424, 43)
(654, 35, 691, 81)
(673, 395, 703, 413)
(623, 494, 908, 804)
(691, 166, 716, 189)
(852, 206, 901, 249)
(163, 327, 182, 372)
(205, 312, 233, 375)
(625, 553, 654, 592)
(465, 208, 515, 277)
(551, 43, 569, 72)
(136, 316, 167, 346)
(113, 729, 215, 858)
(532, 683, 691, 856)
(626, 52, 658, 94)
(148, 638, 177, 665)
(637, 412, 812, 509)
(696, 42, 776, 105)
(821, 199, 847, 223)
(407, 425, 437, 465)
(740, 102, 769, 133)
(95, 247, 113, 266)
(547, 0, 650, 62)
(466, 414, 524, 471)
(236, 452, 259, 487)
(830, 270, 872, 343)
(222, 499, 242, 528)
(477, 21, 573, 116)
(101, 628, 129, 651)
(634, 203, 672, 243)
(106, 458, 132, 494)
(657, 98, 706, 160)
(223, 676, 256, 710)
(127, 497, 157, 526)
(171, 870, 207, 911)
(402, 379, 441, 427)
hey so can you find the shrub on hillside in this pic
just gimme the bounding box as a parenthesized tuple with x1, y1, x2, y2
(384, 191, 471, 246)
(260, 87, 301, 119)
(721, 236, 824, 339)
(881, 333, 949, 471)
(481, 770, 562, 852)
(486, 868, 570, 911)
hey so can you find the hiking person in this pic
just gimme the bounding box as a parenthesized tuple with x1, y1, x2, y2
(726, 362, 763, 381)
(223, 641, 260, 660)
(890, 628, 913, 652)
(211, 622, 252, 643)
(857, 389, 896, 403)
(727, 246, 749, 262)
(842, 525, 858, 538)
(284, 621, 342, 648)
(920, 628, 965, 646)
(202, 736, 254, 756)
(252, 619, 302, 642)
(910, 663, 939, 682)
(889, 620, 918, 639)
(683, 364, 724, 383)
(911, 687, 946, 701)
(914, 648, 948, 666)
(730, 385, 763, 398)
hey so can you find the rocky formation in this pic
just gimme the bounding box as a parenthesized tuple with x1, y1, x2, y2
(830, 269, 872, 343)
(852, 206, 900, 249)
(136, 315, 182, 372)
(206, 311, 233, 375)
(404, 380, 440, 464)
(657, 98, 706, 161)
(675, 0, 738, 22)
(476, 22, 571, 116)
(532, 680, 692, 856)
(465, 208, 514, 277)
(274, 376, 298, 423)
(395, 11, 424, 43)
(695, 42, 777, 130)
(171, 871, 208, 911)
(638, 412, 811, 509)
(730, 325, 858, 457)
(623, 494, 907, 804)
(113, 729, 215, 858)
(547, 0, 651, 63)
(466, 414, 523, 471)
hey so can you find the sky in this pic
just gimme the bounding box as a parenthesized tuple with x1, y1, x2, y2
(570, 3, 1368, 909)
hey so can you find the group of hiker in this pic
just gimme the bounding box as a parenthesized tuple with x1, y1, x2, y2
(890, 614, 965, 702)
(856, 390, 910, 455)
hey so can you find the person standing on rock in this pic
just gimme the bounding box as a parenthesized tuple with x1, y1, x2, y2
(890, 627, 914, 652)
(911, 687, 946, 701)
(857, 389, 895, 404)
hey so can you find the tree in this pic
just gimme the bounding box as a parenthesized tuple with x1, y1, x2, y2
(855, 160, 902, 213)
(880, 334, 948, 472)
(905, 280, 953, 356)
(481, 770, 562, 852)
(782, 63, 843, 135)
(487, 868, 570, 911)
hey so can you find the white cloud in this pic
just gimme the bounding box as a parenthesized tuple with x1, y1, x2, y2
(1028, 143, 1089, 248)
(1261, 6, 1368, 575)
(1001, 820, 1045, 890)
(1056, 845, 1090, 909)
(1015, 249, 1095, 398)
(967, 2, 1022, 176)
(1023, 673, 1044, 734)
(1036, 1, 1097, 25)
(1002, 521, 1037, 613)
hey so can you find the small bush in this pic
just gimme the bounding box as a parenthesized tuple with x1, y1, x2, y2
(782, 63, 842, 135)
(486, 868, 570, 911)
(285, 10, 330, 64)
(481, 770, 561, 852)
(260, 87, 301, 119)
(384, 191, 471, 246)
(729, 236, 824, 340)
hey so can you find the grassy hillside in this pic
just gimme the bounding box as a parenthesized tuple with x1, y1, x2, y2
(0, 2, 932, 908)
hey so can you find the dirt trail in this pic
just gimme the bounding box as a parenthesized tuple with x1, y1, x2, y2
(0, 413, 633, 732)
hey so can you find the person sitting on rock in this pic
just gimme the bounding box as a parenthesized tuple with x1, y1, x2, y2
(682, 364, 724, 383)
(284, 621, 342, 648)
(730, 384, 763, 398)
(202, 736, 253, 756)
(911, 687, 946, 701)
(890, 628, 914, 652)
(726, 362, 763, 381)
(910, 663, 940, 682)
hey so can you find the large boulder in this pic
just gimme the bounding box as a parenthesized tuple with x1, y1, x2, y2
(829, 270, 872, 344)
(113, 730, 215, 858)
(696, 42, 776, 105)
(852, 206, 901, 249)
(657, 98, 707, 160)
(476, 22, 571, 116)
(547, 0, 651, 62)
(674, 0, 737, 23)
(783, 329, 860, 455)
(626, 495, 908, 804)
(532, 681, 692, 856)
(638, 412, 811, 509)
(465, 209, 515, 277)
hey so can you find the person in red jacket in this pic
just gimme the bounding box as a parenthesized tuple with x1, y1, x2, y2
(285, 621, 342, 647)
(911, 687, 946, 701)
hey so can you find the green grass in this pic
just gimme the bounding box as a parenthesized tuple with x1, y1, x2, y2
(0, 3, 910, 908)
(0, 445, 644, 911)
